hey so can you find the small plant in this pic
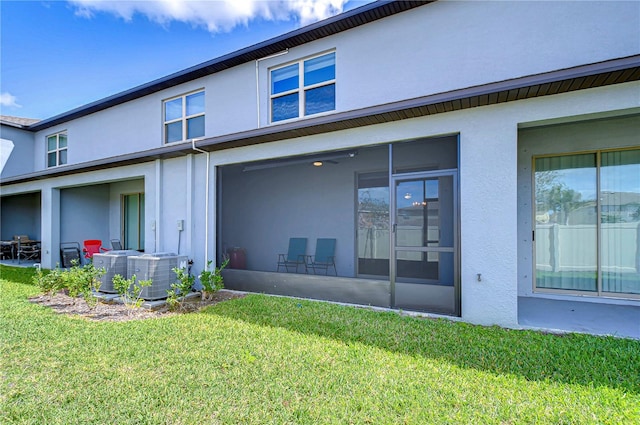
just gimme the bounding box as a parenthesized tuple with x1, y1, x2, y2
(167, 266, 195, 311)
(64, 260, 104, 309)
(33, 265, 64, 298)
(199, 259, 229, 301)
(113, 274, 152, 315)
(32, 261, 104, 308)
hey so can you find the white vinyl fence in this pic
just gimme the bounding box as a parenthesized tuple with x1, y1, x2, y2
(536, 222, 640, 273)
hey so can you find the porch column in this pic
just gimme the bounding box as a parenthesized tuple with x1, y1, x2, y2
(40, 186, 60, 269)
(186, 154, 194, 261)
(209, 163, 216, 267)
(459, 119, 519, 327)
(144, 159, 162, 253)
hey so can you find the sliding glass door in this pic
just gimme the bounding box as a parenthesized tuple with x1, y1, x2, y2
(534, 148, 640, 296)
(122, 193, 145, 251)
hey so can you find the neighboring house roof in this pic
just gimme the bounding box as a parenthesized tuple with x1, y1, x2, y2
(0, 115, 41, 128)
(601, 191, 640, 206)
(27, 0, 433, 133)
(2, 54, 639, 186)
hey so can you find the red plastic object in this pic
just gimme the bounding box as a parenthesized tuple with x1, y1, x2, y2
(227, 247, 246, 269)
(82, 239, 109, 259)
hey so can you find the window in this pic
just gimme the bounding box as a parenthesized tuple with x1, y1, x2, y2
(534, 148, 640, 297)
(164, 90, 205, 143)
(270, 52, 335, 123)
(47, 131, 67, 167)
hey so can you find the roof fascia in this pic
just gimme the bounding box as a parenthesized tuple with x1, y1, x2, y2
(0, 121, 26, 129)
(2, 54, 638, 186)
(193, 54, 640, 150)
(27, 0, 433, 133)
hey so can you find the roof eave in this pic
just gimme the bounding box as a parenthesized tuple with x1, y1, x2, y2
(193, 54, 640, 151)
(1, 121, 26, 129)
(2, 54, 638, 187)
(27, 0, 434, 133)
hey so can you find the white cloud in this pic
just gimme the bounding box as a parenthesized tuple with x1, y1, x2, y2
(0, 92, 21, 108)
(69, 0, 348, 32)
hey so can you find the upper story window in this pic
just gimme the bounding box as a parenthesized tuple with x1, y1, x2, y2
(164, 90, 205, 143)
(47, 131, 67, 167)
(270, 52, 335, 123)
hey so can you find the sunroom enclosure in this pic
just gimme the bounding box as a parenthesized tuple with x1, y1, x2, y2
(219, 135, 460, 315)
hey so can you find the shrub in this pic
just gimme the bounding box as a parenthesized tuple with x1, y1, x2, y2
(112, 274, 152, 315)
(32, 261, 104, 309)
(199, 259, 229, 301)
(167, 266, 194, 311)
(63, 261, 104, 309)
(33, 266, 64, 298)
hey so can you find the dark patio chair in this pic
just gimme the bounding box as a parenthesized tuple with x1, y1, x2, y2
(18, 241, 41, 262)
(60, 242, 81, 268)
(14, 235, 36, 263)
(111, 239, 123, 250)
(277, 237, 308, 273)
(307, 238, 337, 275)
(1, 241, 14, 260)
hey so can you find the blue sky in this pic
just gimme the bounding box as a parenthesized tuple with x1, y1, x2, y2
(0, 0, 373, 120)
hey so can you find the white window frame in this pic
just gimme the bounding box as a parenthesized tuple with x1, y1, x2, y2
(269, 51, 336, 123)
(46, 131, 67, 168)
(163, 89, 205, 144)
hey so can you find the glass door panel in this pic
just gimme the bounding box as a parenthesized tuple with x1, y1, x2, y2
(123, 193, 145, 251)
(600, 149, 640, 295)
(393, 173, 458, 315)
(534, 154, 597, 292)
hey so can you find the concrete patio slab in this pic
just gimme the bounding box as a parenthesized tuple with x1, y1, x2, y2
(518, 297, 640, 340)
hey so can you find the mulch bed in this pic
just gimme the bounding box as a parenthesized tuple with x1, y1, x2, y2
(29, 290, 246, 322)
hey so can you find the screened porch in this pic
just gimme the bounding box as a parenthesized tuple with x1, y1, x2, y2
(218, 135, 461, 315)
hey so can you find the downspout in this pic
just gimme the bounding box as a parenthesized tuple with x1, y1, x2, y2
(255, 49, 289, 128)
(191, 138, 210, 269)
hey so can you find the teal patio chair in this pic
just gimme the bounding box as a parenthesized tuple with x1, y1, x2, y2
(277, 237, 308, 273)
(307, 238, 337, 276)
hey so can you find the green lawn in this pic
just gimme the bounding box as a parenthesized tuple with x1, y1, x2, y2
(1, 265, 639, 424)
